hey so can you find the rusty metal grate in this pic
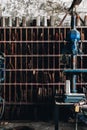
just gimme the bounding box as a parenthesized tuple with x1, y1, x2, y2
(0, 26, 86, 105)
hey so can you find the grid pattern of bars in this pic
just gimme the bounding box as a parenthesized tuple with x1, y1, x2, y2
(0, 26, 87, 105)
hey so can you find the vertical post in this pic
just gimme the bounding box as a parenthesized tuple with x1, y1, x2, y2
(1, 17, 5, 27)
(50, 15, 55, 26)
(71, 13, 79, 93)
(65, 80, 71, 94)
(76, 15, 80, 26)
(55, 103, 59, 130)
(75, 113, 78, 130)
(71, 14, 76, 29)
(37, 15, 40, 26)
(84, 15, 87, 26)
(22, 16, 26, 27)
(8, 17, 12, 27)
(43, 15, 47, 27)
(72, 55, 77, 93)
(15, 17, 19, 27)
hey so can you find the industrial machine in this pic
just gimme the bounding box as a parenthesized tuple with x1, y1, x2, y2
(61, 0, 86, 103)
(55, 1, 87, 130)
(63, 10, 86, 103)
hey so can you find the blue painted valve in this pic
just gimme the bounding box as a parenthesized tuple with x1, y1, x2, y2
(69, 29, 80, 55)
(70, 29, 80, 42)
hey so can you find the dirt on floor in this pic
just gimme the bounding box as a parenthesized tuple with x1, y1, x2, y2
(0, 121, 87, 130)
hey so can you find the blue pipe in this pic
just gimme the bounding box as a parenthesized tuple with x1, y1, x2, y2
(64, 69, 87, 73)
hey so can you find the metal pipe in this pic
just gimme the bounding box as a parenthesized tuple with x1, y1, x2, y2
(71, 14, 76, 29)
(64, 69, 87, 73)
(72, 54, 77, 93)
(72, 74, 77, 93)
(65, 80, 71, 94)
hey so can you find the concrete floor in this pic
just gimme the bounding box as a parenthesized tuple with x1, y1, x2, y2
(0, 121, 87, 130)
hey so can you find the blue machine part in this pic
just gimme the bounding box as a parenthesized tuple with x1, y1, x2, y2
(70, 29, 80, 42)
(72, 40, 78, 55)
(64, 69, 87, 73)
(69, 29, 80, 55)
(64, 93, 86, 103)
(66, 29, 80, 55)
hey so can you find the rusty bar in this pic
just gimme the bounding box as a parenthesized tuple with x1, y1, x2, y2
(22, 16, 26, 27)
(84, 15, 87, 26)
